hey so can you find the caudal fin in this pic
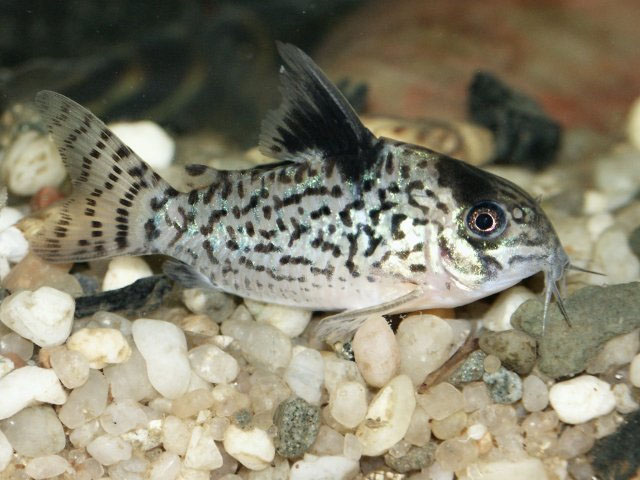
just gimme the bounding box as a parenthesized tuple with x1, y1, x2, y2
(31, 91, 170, 263)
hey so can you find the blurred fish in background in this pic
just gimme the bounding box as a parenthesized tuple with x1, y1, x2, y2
(0, 0, 365, 145)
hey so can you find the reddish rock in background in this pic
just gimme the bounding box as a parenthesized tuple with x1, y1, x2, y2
(316, 0, 640, 133)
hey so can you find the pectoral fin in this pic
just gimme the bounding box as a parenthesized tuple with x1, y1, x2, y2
(313, 286, 424, 345)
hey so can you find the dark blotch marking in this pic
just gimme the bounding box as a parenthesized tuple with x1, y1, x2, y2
(391, 213, 407, 240)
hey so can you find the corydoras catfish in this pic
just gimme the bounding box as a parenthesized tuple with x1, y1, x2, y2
(29, 43, 570, 344)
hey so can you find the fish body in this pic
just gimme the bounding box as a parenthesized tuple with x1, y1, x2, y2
(30, 43, 568, 342)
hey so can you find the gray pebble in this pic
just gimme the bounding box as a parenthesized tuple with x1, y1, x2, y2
(448, 350, 487, 386)
(629, 226, 640, 260)
(384, 442, 437, 473)
(483, 367, 523, 404)
(479, 330, 537, 375)
(273, 397, 320, 459)
(512, 282, 640, 378)
(233, 408, 253, 429)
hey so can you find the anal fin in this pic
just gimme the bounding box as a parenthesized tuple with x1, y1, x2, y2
(162, 258, 214, 289)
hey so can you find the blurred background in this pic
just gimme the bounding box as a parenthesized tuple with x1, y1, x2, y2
(1, 0, 639, 147)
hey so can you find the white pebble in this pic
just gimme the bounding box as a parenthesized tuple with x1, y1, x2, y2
(108, 121, 175, 169)
(0, 332, 33, 361)
(244, 298, 311, 337)
(99, 399, 147, 435)
(108, 457, 149, 479)
(612, 383, 639, 414)
(310, 425, 343, 456)
(103, 347, 156, 402)
(163, 416, 190, 456)
(396, 314, 453, 386)
(352, 315, 399, 388)
(69, 420, 101, 449)
(132, 319, 191, 399)
(183, 425, 223, 471)
(150, 451, 181, 480)
(284, 347, 325, 405)
(90, 311, 132, 336)
(457, 458, 548, 480)
(25, 455, 72, 479)
(0, 406, 65, 456)
(522, 375, 549, 412)
(1, 130, 66, 196)
(182, 289, 235, 322)
(593, 227, 640, 283)
(26, 455, 73, 480)
(221, 318, 292, 373)
(587, 212, 615, 242)
(466, 423, 488, 441)
(549, 375, 616, 424)
(322, 352, 365, 397)
(0, 226, 28, 263)
(0, 287, 74, 347)
(0, 355, 14, 379)
(630, 353, 640, 388)
(593, 149, 640, 211)
(0, 206, 24, 231)
(482, 286, 537, 331)
(67, 328, 131, 369)
(290, 454, 359, 480)
(587, 330, 640, 374)
(417, 382, 464, 421)
(356, 374, 416, 456)
(0, 366, 66, 420)
(188, 344, 239, 384)
(75, 458, 104, 479)
(0, 257, 9, 281)
(343, 433, 363, 461)
(58, 370, 108, 429)
(329, 381, 368, 429)
(0, 429, 12, 472)
(223, 424, 275, 471)
(102, 256, 153, 291)
(404, 405, 431, 446)
(86, 434, 132, 466)
(49, 347, 89, 389)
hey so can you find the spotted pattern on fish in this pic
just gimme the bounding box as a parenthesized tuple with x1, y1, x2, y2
(31, 42, 569, 343)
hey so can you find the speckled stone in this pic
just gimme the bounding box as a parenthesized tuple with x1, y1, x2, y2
(273, 397, 320, 459)
(483, 367, 523, 404)
(384, 442, 437, 474)
(448, 350, 487, 386)
(479, 330, 537, 375)
(512, 282, 640, 378)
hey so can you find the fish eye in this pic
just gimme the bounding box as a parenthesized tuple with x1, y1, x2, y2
(466, 201, 506, 238)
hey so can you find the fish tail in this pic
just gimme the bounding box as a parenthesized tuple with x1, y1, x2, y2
(30, 90, 172, 263)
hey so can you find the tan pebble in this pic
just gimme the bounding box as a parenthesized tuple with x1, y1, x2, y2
(353, 316, 399, 388)
(483, 355, 501, 373)
(1, 252, 71, 292)
(30, 186, 65, 210)
(180, 314, 219, 337)
(37, 346, 64, 369)
(414, 308, 456, 319)
(2, 352, 25, 369)
(431, 410, 467, 440)
(477, 431, 493, 455)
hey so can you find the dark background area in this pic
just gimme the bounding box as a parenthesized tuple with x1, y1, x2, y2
(0, 0, 364, 144)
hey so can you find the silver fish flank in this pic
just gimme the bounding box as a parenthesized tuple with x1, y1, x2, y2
(30, 43, 569, 343)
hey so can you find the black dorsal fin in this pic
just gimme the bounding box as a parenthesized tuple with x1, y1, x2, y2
(259, 42, 378, 179)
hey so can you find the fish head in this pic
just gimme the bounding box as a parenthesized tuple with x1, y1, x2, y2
(432, 157, 569, 296)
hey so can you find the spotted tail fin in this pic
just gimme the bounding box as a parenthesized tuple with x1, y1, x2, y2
(30, 90, 172, 263)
